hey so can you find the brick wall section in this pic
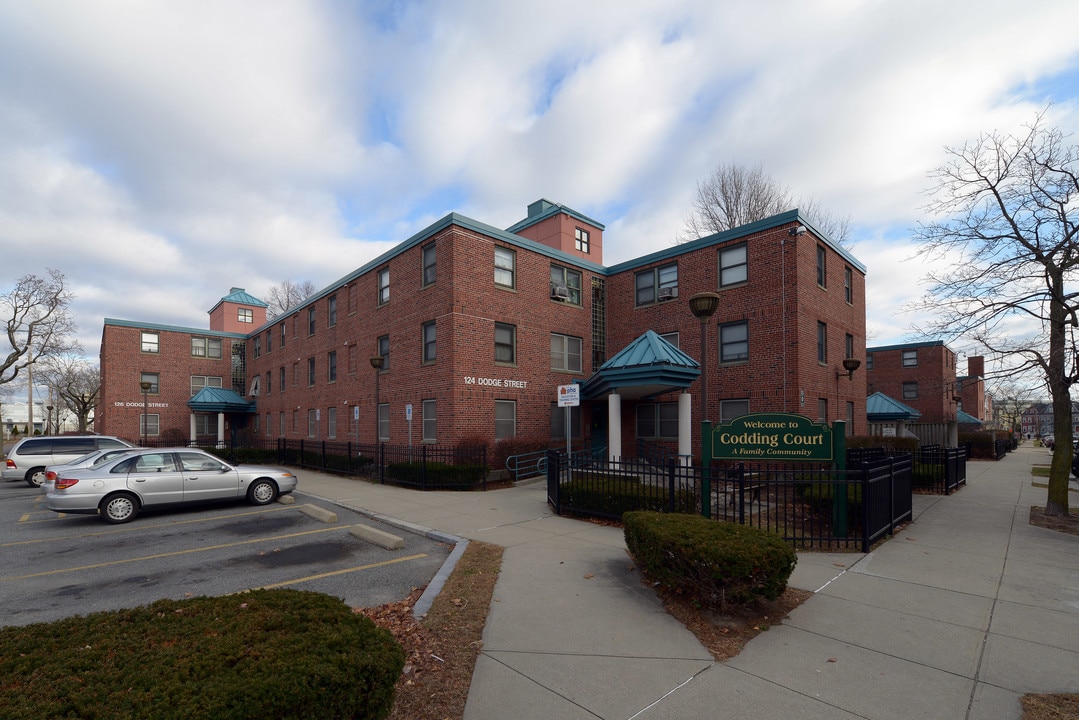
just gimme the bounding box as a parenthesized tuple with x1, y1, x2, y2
(866, 342, 957, 424)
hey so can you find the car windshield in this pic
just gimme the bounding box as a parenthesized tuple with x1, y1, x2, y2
(91, 450, 131, 468)
(66, 451, 103, 466)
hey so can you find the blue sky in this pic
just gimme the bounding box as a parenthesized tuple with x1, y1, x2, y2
(2, 0, 1079, 378)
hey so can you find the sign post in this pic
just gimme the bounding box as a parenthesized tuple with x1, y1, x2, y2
(557, 384, 580, 478)
(406, 404, 413, 462)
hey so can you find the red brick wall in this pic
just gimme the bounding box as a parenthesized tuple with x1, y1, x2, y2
(866, 344, 957, 423)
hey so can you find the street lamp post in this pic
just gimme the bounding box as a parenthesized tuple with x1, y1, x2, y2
(689, 292, 721, 519)
(46, 405, 53, 435)
(139, 381, 152, 446)
(369, 356, 384, 479)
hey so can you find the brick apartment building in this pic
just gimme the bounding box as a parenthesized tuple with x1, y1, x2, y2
(956, 355, 991, 424)
(866, 340, 960, 443)
(95, 199, 867, 457)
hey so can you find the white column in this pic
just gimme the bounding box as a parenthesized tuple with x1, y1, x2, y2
(189, 414, 197, 446)
(608, 392, 622, 462)
(678, 392, 692, 465)
(217, 413, 226, 449)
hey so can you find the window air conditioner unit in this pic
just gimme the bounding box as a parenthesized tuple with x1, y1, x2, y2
(551, 284, 570, 300)
(658, 287, 678, 301)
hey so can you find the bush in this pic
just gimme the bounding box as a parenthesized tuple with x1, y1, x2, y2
(623, 511, 796, 610)
(385, 460, 486, 488)
(0, 589, 404, 720)
(559, 475, 695, 516)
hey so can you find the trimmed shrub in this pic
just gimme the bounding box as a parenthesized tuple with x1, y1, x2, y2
(623, 511, 796, 609)
(385, 460, 486, 488)
(0, 589, 404, 720)
(559, 475, 695, 517)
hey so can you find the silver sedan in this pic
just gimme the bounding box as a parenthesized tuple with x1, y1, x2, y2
(46, 448, 298, 524)
(42, 447, 139, 492)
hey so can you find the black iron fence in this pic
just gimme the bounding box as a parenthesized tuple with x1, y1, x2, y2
(546, 451, 914, 551)
(847, 445, 966, 495)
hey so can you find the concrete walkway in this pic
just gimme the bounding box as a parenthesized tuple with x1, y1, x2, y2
(298, 444, 1079, 720)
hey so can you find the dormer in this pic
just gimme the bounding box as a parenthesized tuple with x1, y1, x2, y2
(208, 287, 268, 333)
(506, 199, 604, 263)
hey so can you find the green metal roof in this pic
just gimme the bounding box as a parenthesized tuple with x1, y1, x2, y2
(104, 318, 246, 338)
(581, 330, 700, 400)
(505, 198, 607, 234)
(187, 387, 255, 413)
(957, 409, 983, 425)
(867, 340, 948, 353)
(866, 391, 921, 421)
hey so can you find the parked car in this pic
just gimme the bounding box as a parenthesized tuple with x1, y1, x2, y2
(3, 436, 136, 487)
(41, 447, 139, 493)
(45, 448, 298, 524)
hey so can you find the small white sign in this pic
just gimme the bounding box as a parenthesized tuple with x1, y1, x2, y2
(557, 384, 580, 407)
(405, 404, 413, 421)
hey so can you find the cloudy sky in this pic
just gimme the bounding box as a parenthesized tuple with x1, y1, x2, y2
(3, 0, 1079, 370)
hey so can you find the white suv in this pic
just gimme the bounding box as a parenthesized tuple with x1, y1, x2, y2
(3, 436, 135, 487)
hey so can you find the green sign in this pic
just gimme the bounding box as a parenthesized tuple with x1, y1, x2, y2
(712, 413, 833, 462)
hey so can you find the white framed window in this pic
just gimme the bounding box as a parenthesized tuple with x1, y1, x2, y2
(191, 337, 222, 358)
(494, 247, 515, 288)
(328, 407, 337, 439)
(378, 335, 390, 370)
(190, 375, 223, 397)
(635, 263, 678, 306)
(378, 267, 390, 305)
(818, 398, 828, 423)
(140, 372, 159, 394)
(495, 323, 515, 364)
(720, 399, 749, 424)
(816, 246, 827, 288)
(550, 265, 583, 304)
(140, 414, 160, 437)
(845, 267, 853, 304)
(141, 332, 159, 353)
(422, 399, 437, 442)
(903, 382, 919, 399)
(378, 403, 390, 441)
(637, 402, 678, 439)
(308, 409, 318, 437)
(575, 227, 590, 253)
(817, 321, 827, 363)
(550, 333, 582, 372)
(422, 321, 436, 363)
(720, 321, 748, 363)
(308, 307, 316, 335)
(328, 295, 337, 326)
(422, 244, 436, 286)
(238, 308, 253, 323)
(495, 400, 516, 440)
(327, 350, 337, 382)
(659, 331, 679, 348)
(719, 243, 747, 287)
(902, 350, 918, 367)
(550, 403, 582, 440)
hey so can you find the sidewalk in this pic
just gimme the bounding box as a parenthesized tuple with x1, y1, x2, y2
(298, 444, 1079, 720)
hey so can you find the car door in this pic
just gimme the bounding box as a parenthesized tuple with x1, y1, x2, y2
(177, 451, 240, 503)
(123, 452, 184, 506)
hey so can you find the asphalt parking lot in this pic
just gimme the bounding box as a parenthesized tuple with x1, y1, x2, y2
(0, 482, 452, 628)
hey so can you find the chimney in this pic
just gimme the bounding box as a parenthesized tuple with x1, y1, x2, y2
(968, 356, 984, 378)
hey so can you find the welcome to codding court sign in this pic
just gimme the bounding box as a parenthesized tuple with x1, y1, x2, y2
(712, 412, 833, 462)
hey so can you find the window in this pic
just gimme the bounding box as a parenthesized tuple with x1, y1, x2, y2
(635, 263, 678, 306)
(253, 336, 261, 358)
(190, 375, 222, 397)
(816, 245, 827, 287)
(575, 227, 590, 253)
(902, 350, 918, 367)
(719, 243, 748, 287)
(378, 335, 390, 370)
(817, 321, 828, 363)
(550, 265, 583, 304)
(327, 407, 337, 439)
(308, 307, 316, 335)
(845, 334, 855, 359)
(141, 372, 159, 394)
(637, 402, 679, 439)
(308, 409, 318, 438)
(866, 353, 874, 371)
(720, 399, 750, 424)
(494, 400, 516, 440)
(265, 371, 272, 394)
(279, 367, 286, 393)
(238, 308, 253, 323)
(550, 403, 582, 440)
(141, 332, 159, 353)
(818, 399, 828, 423)
(191, 337, 222, 358)
(378, 268, 390, 305)
(249, 375, 260, 396)
(378, 403, 389, 441)
(844, 267, 853, 304)
(550, 333, 582, 372)
(279, 411, 285, 436)
(495, 323, 516, 364)
(422, 244, 436, 286)
(494, 247, 516, 288)
(308, 357, 316, 386)
(327, 350, 337, 382)
(422, 399, 437, 442)
(659, 332, 679, 348)
(266, 330, 272, 353)
(194, 415, 214, 435)
(292, 362, 298, 386)
(328, 295, 337, 326)
(280, 322, 286, 347)
(720, 321, 749, 363)
(348, 283, 357, 314)
(254, 415, 260, 435)
(903, 382, 919, 399)
(422, 321, 436, 363)
(846, 402, 854, 434)
(140, 414, 160, 437)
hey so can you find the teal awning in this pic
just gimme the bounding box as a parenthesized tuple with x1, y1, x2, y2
(187, 387, 256, 413)
(957, 409, 983, 426)
(866, 392, 921, 422)
(581, 330, 700, 400)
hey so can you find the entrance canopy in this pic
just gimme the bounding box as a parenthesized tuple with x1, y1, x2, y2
(187, 387, 255, 413)
(581, 330, 700, 400)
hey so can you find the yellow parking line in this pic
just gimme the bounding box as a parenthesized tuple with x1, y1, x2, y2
(4, 505, 298, 545)
(0, 526, 350, 582)
(256, 553, 429, 590)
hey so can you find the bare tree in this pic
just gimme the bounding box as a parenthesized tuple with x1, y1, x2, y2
(265, 280, 316, 319)
(680, 162, 852, 244)
(1, 270, 78, 386)
(36, 354, 100, 432)
(988, 380, 1036, 434)
(912, 111, 1078, 516)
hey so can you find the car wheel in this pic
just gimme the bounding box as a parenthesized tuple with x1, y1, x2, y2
(100, 492, 140, 524)
(247, 479, 278, 506)
(25, 468, 47, 488)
